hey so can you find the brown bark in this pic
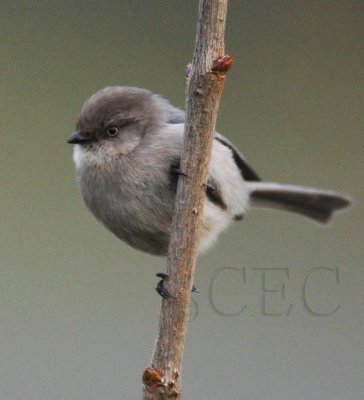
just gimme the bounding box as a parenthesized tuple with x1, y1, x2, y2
(143, 1, 230, 399)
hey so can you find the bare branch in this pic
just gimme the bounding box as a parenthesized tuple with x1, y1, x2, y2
(143, 1, 231, 398)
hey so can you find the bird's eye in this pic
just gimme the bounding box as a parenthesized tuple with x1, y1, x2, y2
(106, 127, 119, 137)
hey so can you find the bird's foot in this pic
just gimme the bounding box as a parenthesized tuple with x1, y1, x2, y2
(155, 273, 174, 299)
(155, 273, 200, 298)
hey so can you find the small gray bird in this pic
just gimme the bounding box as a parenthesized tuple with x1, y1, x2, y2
(67, 86, 351, 256)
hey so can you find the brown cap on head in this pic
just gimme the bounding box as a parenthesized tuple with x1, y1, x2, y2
(75, 86, 171, 139)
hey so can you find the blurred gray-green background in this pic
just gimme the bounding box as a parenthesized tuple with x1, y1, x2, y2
(1, 1, 363, 399)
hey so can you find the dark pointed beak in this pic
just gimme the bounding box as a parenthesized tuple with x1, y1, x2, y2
(67, 130, 90, 144)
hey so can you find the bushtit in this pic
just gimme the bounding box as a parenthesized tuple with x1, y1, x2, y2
(67, 86, 351, 257)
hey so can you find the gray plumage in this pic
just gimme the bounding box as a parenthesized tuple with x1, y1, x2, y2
(68, 86, 351, 256)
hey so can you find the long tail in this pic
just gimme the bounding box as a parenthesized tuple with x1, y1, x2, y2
(247, 182, 352, 224)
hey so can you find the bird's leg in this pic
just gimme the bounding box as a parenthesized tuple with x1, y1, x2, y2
(171, 165, 214, 191)
(170, 165, 188, 178)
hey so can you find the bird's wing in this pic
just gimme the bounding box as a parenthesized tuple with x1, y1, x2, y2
(213, 133, 261, 182)
(167, 107, 261, 182)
